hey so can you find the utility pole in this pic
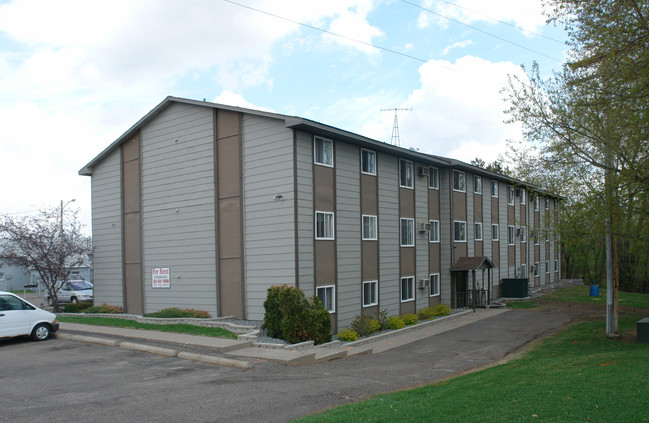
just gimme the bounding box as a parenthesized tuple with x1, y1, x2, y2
(605, 137, 619, 338)
(381, 108, 411, 146)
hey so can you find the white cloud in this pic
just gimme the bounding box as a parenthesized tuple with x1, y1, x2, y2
(441, 40, 474, 56)
(416, 0, 548, 34)
(212, 91, 274, 112)
(394, 56, 526, 164)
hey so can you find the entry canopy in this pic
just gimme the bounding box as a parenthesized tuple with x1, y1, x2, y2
(450, 256, 495, 271)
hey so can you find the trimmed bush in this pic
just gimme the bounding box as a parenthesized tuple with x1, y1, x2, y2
(144, 308, 210, 318)
(385, 316, 406, 330)
(83, 303, 123, 314)
(261, 285, 332, 345)
(338, 328, 358, 342)
(432, 304, 451, 316)
(402, 313, 418, 326)
(63, 302, 93, 313)
(351, 315, 381, 337)
(417, 307, 436, 320)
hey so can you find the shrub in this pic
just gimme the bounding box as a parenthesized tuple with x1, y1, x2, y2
(417, 307, 435, 320)
(262, 285, 332, 345)
(83, 303, 123, 314)
(144, 308, 210, 318)
(63, 302, 93, 313)
(338, 328, 358, 342)
(432, 304, 451, 317)
(385, 316, 406, 330)
(261, 285, 284, 338)
(402, 313, 418, 326)
(377, 308, 390, 330)
(351, 315, 381, 337)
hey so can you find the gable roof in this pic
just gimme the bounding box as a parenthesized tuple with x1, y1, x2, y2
(449, 256, 495, 271)
(78, 96, 560, 199)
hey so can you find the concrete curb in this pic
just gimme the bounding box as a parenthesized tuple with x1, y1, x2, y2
(177, 352, 251, 369)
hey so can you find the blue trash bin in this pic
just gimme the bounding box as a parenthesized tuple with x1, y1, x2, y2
(590, 284, 599, 296)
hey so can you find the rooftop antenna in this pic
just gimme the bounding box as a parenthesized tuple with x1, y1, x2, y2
(380, 107, 411, 146)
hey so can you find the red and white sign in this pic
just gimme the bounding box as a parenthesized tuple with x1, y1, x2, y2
(152, 267, 171, 288)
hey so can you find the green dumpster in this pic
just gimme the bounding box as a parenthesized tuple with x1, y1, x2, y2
(501, 278, 529, 298)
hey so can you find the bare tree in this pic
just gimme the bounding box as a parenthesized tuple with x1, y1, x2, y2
(0, 206, 91, 312)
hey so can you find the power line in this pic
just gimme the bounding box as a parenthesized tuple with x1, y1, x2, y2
(428, 0, 565, 44)
(401, 0, 562, 63)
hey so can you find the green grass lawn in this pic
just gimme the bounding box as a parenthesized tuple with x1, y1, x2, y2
(508, 286, 649, 310)
(296, 287, 649, 423)
(57, 315, 238, 339)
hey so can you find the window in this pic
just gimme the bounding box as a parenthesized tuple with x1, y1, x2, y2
(492, 224, 499, 241)
(453, 170, 466, 192)
(315, 211, 334, 240)
(545, 197, 550, 210)
(534, 229, 539, 245)
(361, 149, 376, 175)
(429, 167, 439, 189)
(0, 272, 3, 280)
(429, 220, 440, 243)
(534, 262, 540, 277)
(316, 285, 335, 313)
(400, 276, 415, 302)
(314, 136, 333, 167)
(507, 186, 514, 205)
(521, 264, 527, 277)
(520, 226, 527, 243)
(400, 218, 415, 247)
(362, 215, 377, 240)
(363, 280, 378, 307)
(545, 261, 550, 274)
(491, 181, 498, 197)
(475, 222, 483, 241)
(508, 225, 515, 245)
(474, 176, 482, 194)
(399, 159, 413, 188)
(534, 197, 540, 211)
(555, 259, 559, 272)
(545, 230, 550, 243)
(429, 273, 440, 297)
(454, 221, 466, 242)
(521, 189, 526, 205)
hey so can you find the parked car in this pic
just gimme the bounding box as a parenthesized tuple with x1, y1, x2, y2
(0, 291, 59, 341)
(47, 280, 93, 305)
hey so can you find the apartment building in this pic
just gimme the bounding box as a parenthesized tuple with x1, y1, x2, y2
(79, 97, 561, 331)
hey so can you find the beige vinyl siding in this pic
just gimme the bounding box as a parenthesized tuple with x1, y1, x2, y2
(377, 153, 400, 315)
(90, 148, 124, 306)
(295, 130, 315, 298)
(335, 142, 361, 328)
(242, 114, 296, 320)
(140, 102, 218, 315)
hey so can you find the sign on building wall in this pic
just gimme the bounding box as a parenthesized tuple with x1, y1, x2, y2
(152, 267, 170, 289)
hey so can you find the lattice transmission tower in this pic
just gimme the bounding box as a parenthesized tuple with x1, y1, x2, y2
(380, 107, 411, 146)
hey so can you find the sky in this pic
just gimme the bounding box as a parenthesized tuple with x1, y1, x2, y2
(0, 0, 568, 234)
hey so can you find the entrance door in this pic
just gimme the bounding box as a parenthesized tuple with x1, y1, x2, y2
(452, 271, 468, 308)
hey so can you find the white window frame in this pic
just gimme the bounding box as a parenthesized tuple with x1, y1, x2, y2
(545, 229, 550, 243)
(534, 262, 540, 277)
(474, 176, 482, 194)
(545, 197, 550, 210)
(555, 259, 559, 272)
(429, 167, 439, 189)
(507, 186, 514, 205)
(475, 222, 483, 241)
(492, 224, 499, 241)
(453, 170, 466, 192)
(520, 226, 527, 243)
(399, 159, 413, 189)
(508, 225, 515, 245)
(400, 218, 415, 247)
(545, 261, 550, 274)
(400, 276, 415, 302)
(362, 215, 377, 240)
(0, 272, 4, 281)
(521, 189, 526, 205)
(491, 181, 499, 197)
(429, 273, 440, 297)
(521, 263, 527, 277)
(314, 136, 333, 167)
(429, 220, 440, 243)
(454, 221, 466, 242)
(534, 229, 540, 245)
(315, 211, 335, 240)
(361, 149, 376, 175)
(534, 197, 540, 211)
(316, 285, 336, 313)
(362, 280, 378, 307)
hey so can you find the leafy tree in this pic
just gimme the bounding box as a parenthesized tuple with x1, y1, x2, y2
(471, 157, 512, 176)
(0, 206, 91, 312)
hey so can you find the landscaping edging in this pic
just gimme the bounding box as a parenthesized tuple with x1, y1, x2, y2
(56, 313, 257, 334)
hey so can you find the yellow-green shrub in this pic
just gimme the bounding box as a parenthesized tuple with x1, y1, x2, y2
(402, 313, 418, 325)
(432, 304, 451, 316)
(338, 328, 359, 342)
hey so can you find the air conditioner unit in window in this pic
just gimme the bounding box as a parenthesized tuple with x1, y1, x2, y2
(418, 222, 430, 232)
(417, 166, 429, 177)
(418, 278, 429, 289)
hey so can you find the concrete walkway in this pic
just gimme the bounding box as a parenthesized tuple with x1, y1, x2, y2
(58, 308, 507, 368)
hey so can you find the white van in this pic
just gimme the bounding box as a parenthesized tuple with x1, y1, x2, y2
(47, 280, 94, 305)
